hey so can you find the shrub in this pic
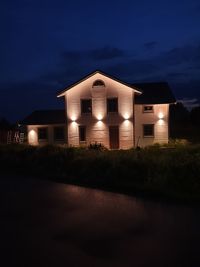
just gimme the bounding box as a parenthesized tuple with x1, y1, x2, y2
(1, 143, 200, 200)
(88, 142, 108, 151)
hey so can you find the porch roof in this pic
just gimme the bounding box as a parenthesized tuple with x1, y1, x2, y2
(134, 82, 176, 104)
(21, 109, 66, 125)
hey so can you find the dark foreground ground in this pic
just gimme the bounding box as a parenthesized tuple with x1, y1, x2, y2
(1, 144, 200, 201)
(1, 177, 200, 267)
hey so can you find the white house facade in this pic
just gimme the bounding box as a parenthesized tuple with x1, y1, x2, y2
(22, 71, 175, 149)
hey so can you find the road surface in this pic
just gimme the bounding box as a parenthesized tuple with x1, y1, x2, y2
(0, 177, 200, 267)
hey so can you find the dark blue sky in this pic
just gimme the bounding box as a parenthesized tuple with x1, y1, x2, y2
(1, 0, 200, 121)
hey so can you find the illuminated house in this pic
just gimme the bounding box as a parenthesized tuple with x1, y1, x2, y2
(22, 70, 176, 149)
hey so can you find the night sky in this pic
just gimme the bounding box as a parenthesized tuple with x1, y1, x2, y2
(1, 0, 200, 122)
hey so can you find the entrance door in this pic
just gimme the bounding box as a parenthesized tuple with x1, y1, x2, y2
(109, 126, 119, 149)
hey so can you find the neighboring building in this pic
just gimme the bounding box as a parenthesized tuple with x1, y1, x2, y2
(22, 70, 176, 149)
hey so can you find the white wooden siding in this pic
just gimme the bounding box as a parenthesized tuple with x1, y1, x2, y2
(65, 72, 134, 149)
(27, 124, 67, 146)
(134, 104, 169, 147)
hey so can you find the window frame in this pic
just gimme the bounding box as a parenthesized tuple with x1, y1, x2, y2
(79, 126, 86, 143)
(92, 80, 105, 87)
(143, 105, 154, 113)
(53, 126, 65, 141)
(38, 127, 48, 140)
(143, 124, 154, 138)
(107, 97, 118, 113)
(81, 99, 92, 114)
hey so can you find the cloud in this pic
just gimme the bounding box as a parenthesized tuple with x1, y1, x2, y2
(167, 72, 187, 78)
(0, 81, 63, 122)
(60, 46, 125, 64)
(144, 41, 158, 50)
(62, 51, 82, 62)
(178, 98, 200, 110)
(161, 43, 200, 66)
(44, 41, 200, 86)
(106, 59, 159, 81)
(24, 41, 200, 108)
(40, 46, 127, 86)
(89, 46, 125, 60)
(39, 44, 200, 101)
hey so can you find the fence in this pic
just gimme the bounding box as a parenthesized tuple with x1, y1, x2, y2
(0, 130, 25, 144)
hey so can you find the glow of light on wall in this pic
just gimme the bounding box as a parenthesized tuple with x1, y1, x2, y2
(28, 129, 37, 144)
(96, 120, 104, 127)
(158, 119, 165, 126)
(158, 112, 164, 119)
(123, 119, 131, 127)
(71, 121, 77, 127)
(29, 130, 36, 139)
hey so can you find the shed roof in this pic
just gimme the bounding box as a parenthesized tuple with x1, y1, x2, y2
(21, 109, 66, 125)
(134, 82, 176, 104)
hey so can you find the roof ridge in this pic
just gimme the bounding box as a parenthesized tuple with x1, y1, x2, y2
(57, 70, 142, 97)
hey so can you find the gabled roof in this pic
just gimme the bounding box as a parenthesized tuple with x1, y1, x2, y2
(134, 82, 176, 104)
(21, 110, 66, 125)
(57, 70, 142, 97)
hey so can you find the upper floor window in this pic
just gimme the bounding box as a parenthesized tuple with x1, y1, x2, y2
(54, 126, 65, 141)
(38, 127, 48, 140)
(107, 98, 118, 113)
(93, 80, 105, 87)
(143, 124, 154, 137)
(81, 99, 92, 114)
(143, 105, 154, 113)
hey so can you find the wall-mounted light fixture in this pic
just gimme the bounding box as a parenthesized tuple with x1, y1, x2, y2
(97, 114, 103, 121)
(123, 113, 130, 120)
(158, 112, 164, 120)
(71, 115, 77, 122)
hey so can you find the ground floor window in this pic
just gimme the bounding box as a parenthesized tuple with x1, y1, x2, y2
(79, 126, 86, 142)
(38, 127, 48, 140)
(143, 124, 154, 137)
(54, 126, 65, 141)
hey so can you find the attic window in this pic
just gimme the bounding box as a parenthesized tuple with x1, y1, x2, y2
(93, 80, 105, 87)
(143, 105, 154, 113)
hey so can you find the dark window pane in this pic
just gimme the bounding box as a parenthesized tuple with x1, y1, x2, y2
(38, 128, 48, 140)
(79, 126, 86, 142)
(107, 98, 118, 113)
(143, 124, 154, 137)
(93, 80, 105, 87)
(54, 127, 64, 140)
(81, 99, 92, 114)
(143, 106, 153, 113)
